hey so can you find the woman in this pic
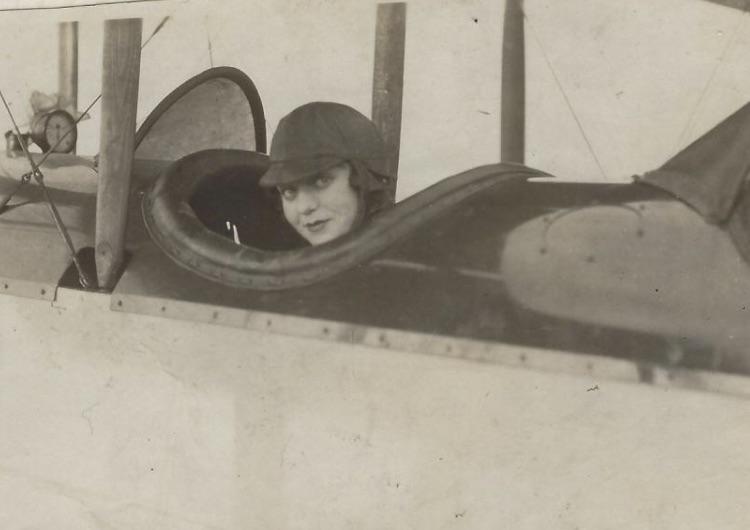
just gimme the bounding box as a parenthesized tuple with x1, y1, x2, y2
(259, 102, 395, 246)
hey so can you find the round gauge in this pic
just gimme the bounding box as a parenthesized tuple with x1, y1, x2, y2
(30, 109, 77, 153)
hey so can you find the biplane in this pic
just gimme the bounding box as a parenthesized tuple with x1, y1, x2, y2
(2, 0, 750, 528)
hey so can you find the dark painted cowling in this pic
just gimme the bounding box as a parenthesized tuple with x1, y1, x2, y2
(128, 173, 677, 371)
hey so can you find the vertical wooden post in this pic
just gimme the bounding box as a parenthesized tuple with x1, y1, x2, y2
(501, 0, 525, 164)
(96, 18, 142, 290)
(372, 2, 406, 196)
(58, 21, 78, 116)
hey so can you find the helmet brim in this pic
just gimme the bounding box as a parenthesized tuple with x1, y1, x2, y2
(258, 155, 343, 187)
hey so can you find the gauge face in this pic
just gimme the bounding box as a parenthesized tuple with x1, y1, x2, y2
(43, 110, 77, 153)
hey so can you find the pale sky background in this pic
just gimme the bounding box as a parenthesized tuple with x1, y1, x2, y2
(1, 0, 749, 199)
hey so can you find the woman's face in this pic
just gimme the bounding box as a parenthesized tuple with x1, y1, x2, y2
(278, 162, 360, 245)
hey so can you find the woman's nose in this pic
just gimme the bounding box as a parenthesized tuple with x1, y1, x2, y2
(296, 189, 318, 214)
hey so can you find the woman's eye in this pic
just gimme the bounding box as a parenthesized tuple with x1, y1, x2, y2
(279, 187, 297, 200)
(315, 174, 334, 188)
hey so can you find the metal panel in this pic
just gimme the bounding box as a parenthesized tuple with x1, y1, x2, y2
(111, 244, 750, 399)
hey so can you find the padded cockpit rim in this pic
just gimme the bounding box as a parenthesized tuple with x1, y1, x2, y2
(142, 149, 545, 290)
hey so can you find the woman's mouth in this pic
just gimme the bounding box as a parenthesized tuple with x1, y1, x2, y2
(304, 219, 329, 233)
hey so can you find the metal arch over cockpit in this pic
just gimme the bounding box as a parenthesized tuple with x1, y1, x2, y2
(134, 66, 267, 160)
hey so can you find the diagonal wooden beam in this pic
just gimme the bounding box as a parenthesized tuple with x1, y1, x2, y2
(95, 18, 142, 290)
(58, 21, 78, 115)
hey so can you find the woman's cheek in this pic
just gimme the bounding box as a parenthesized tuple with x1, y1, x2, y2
(281, 200, 299, 228)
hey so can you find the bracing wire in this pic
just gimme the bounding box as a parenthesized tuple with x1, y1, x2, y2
(523, 11, 609, 180)
(0, 88, 94, 287)
(674, 12, 747, 152)
(206, 17, 214, 68)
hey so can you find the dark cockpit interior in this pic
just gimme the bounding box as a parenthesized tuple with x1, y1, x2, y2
(188, 163, 306, 251)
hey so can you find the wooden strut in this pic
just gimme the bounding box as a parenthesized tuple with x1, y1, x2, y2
(372, 2, 407, 199)
(95, 18, 142, 290)
(58, 22, 78, 126)
(501, 0, 525, 164)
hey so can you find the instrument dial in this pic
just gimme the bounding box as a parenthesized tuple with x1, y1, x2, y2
(30, 109, 77, 153)
(44, 110, 77, 153)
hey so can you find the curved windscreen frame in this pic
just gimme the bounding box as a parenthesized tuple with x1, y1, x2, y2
(134, 66, 266, 159)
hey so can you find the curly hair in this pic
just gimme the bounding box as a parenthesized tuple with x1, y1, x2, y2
(268, 159, 395, 232)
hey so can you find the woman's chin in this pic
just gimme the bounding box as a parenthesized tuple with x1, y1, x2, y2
(304, 232, 337, 246)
